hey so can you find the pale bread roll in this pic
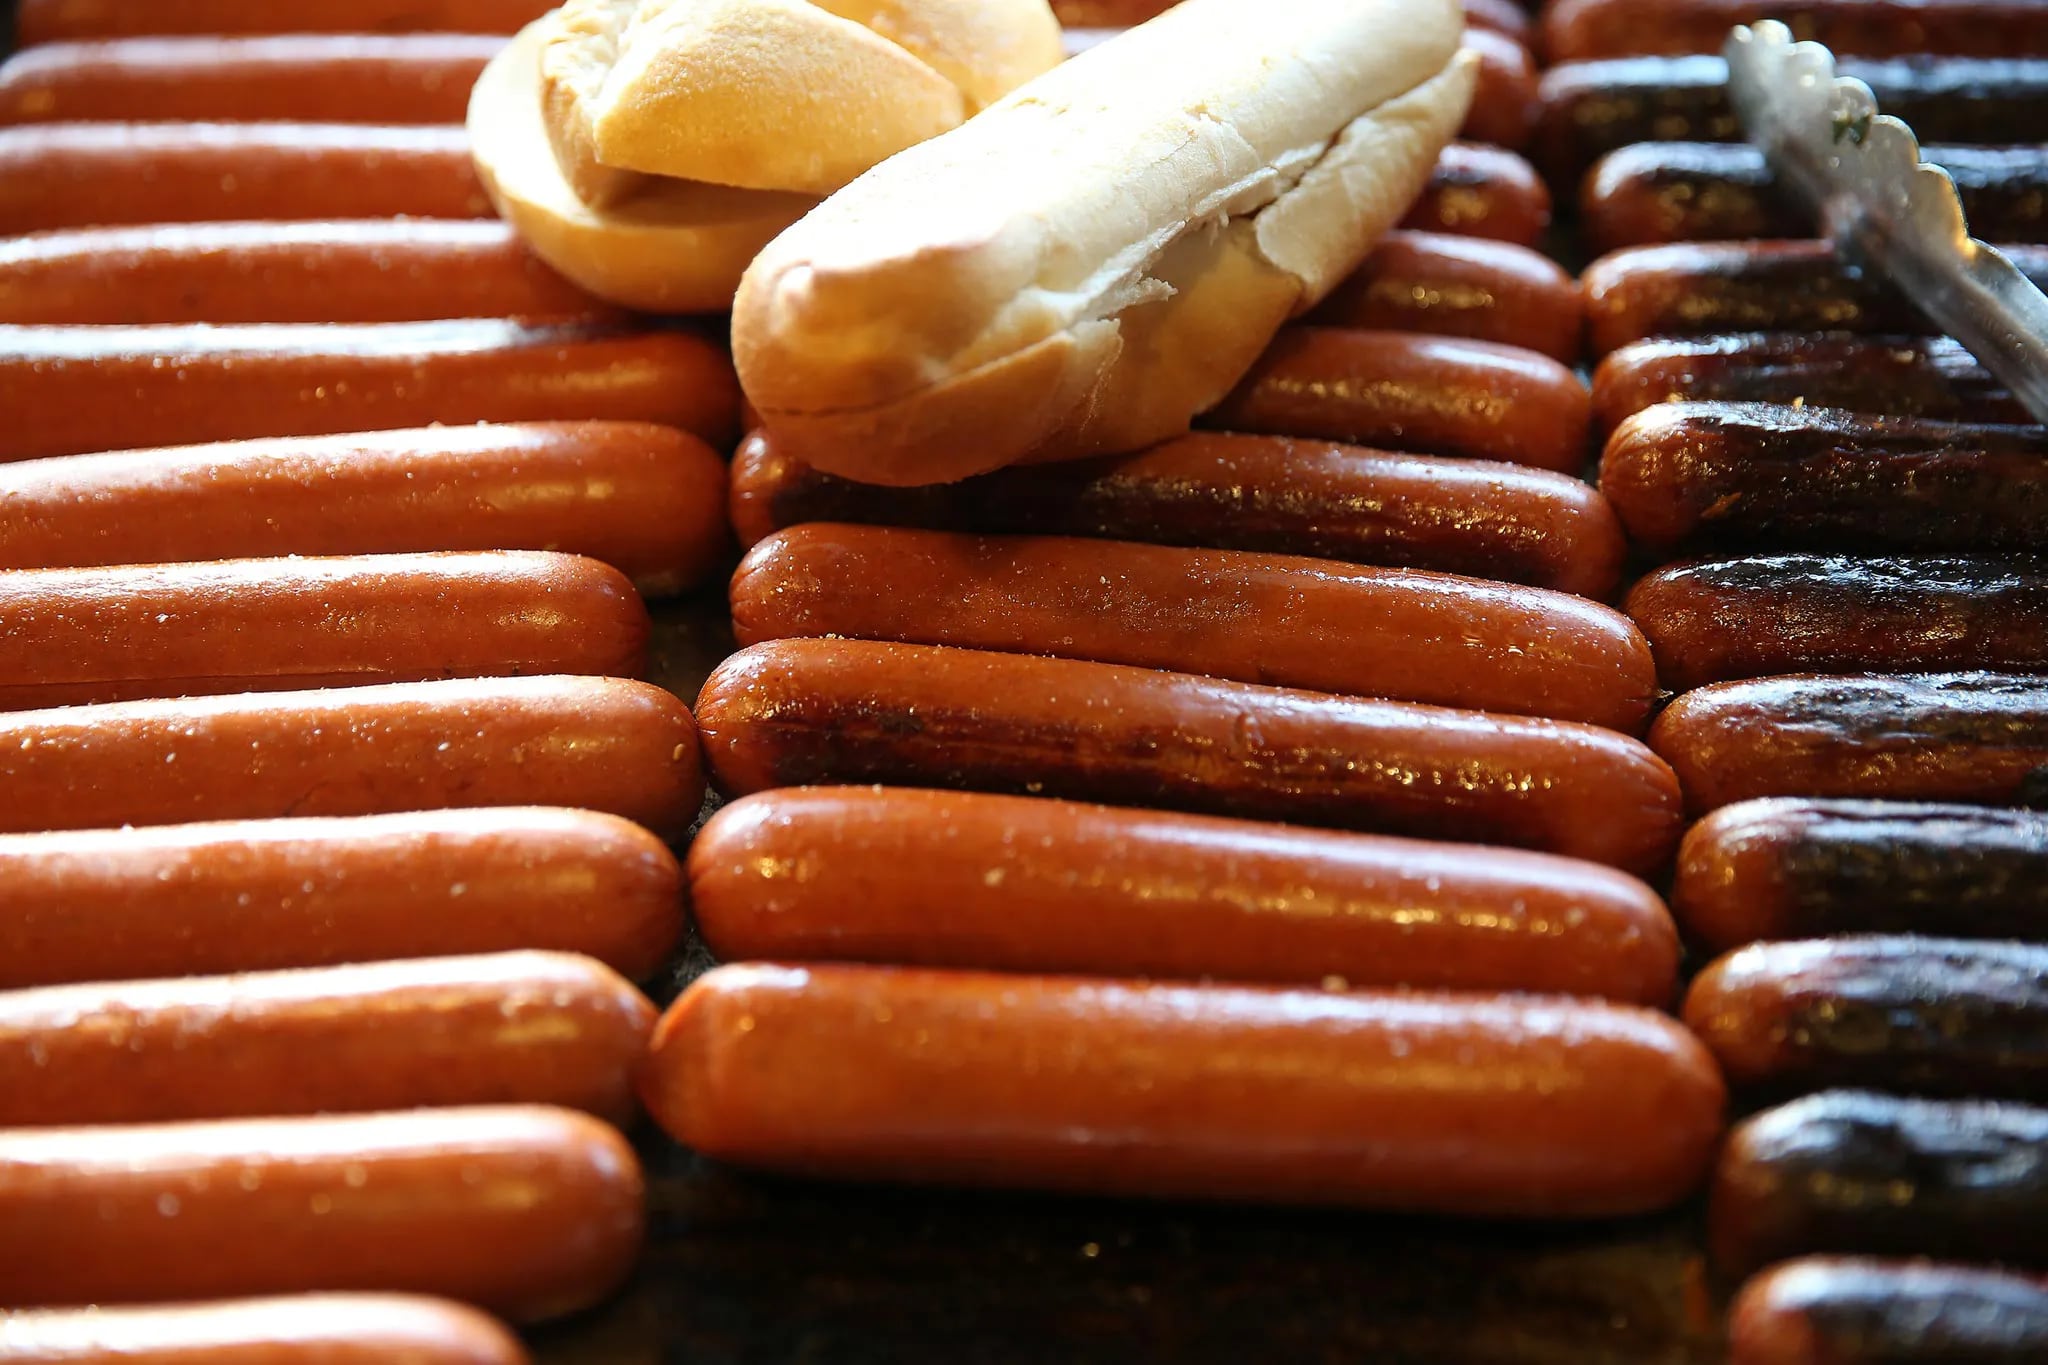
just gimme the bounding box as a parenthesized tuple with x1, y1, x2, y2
(733, 0, 1478, 486)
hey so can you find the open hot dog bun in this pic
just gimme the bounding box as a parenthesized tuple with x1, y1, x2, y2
(734, 0, 1478, 486)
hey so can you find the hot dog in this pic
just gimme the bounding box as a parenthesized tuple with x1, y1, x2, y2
(1711, 1090, 2048, 1277)
(0, 221, 609, 325)
(0, 123, 489, 233)
(690, 787, 1681, 1002)
(0, 1295, 530, 1365)
(1729, 1259, 2048, 1365)
(1457, 29, 1538, 150)
(1684, 936, 2048, 1102)
(16, 0, 554, 43)
(1053, 0, 1533, 41)
(1461, 0, 1533, 44)
(0, 809, 682, 989)
(1583, 242, 2048, 355)
(1543, 0, 2048, 63)
(731, 430, 1625, 598)
(1205, 327, 1592, 473)
(0, 320, 740, 461)
(0, 35, 504, 125)
(0, 674, 704, 837)
(695, 638, 1685, 873)
(0, 1105, 644, 1321)
(1307, 230, 1583, 363)
(1627, 554, 2048, 693)
(730, 523, 1657, 731)
(1401, 142, 1552, 246)
(1592, 335, 2028, 433)
(0, 422, 730, 595)
(1673, 798, 2048, 952)
(0, 551, 648, 710)
(1650, 672, 2048, 816)
(641, 962, 1726, 1215)
(1582, 143, 2048, 252)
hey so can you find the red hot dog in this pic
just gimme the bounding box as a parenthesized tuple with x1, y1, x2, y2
(0, 1295, 531, 1365)
(1729, 1258, 2048, 1365)
(1307, 230, 1583, 363)
(16, 0, 554, 43)
(1402, 143, 1552, 246)
(1544, 0, 2048, 62)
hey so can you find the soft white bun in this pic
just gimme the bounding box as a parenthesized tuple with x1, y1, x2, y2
(734, 0, 1478, 486)
(470, 19, 815, 314)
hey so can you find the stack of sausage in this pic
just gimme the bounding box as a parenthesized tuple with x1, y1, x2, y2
(0, 1, 749, 1357)
(1538, 1, 2048, 1360)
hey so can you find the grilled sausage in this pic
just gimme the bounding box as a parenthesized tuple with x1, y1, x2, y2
(730, 524, 1656, 730)
(1711, 1090, 2048, 1276)
(642, 962, 1726, 1215)
(15, 0, 554, 43)
(0, 809, 682, 989)
(0, 35, 504, 125)
(0, 1106, 644, 1321)
(1543, 0, 2048, 63)
(0, 221, 608, 326)
(1685, 936, 2048, 1102)
(1729, 1258, 2048, 1365)
(1458, 29, 1537, 150)
(1054, 0, 1532, 40)
(0, 674, 704, 837)
(0, 551, 648, 710)
(1627, 554, 2048, 693)
(1206, 327, 1592, 473)
(1592, 334, 2028, 433)
(0, 1295, 530, 1365)
(0, 320, 740, 461)
(0, 123, 489, 233)
(1674, 798, 2048, 952)
(1599, 403, 2048, 559)
(1402, 143, 1552, 246)
(1307, 230, 1582, 363)
(730, 429, 1626, 598)
(695, 638, 1685, 873)
(0, 422, 730, 595)
(1650, 672, 2048, 816)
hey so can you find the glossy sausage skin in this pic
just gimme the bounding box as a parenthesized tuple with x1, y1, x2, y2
(731, 430, 1625, 599)
(0, 1295, 531, 1365)
(0, 320, 740, 461)
(0, 809, 682, 989)
(0, 1106, 644, 1321)
(1729, 1259, 2048, 1365)
(695, 638, 1685, 874)
(1582, 143, 2048, 252)
(0, 551, 648, 710)
(1651, 672, 2048, 816)
(732, 524, 1654, 730)
(1627, 554, 2048, 693)
(1307, 230, 1582, 363)
(1544, 0, 2048, 62)
(0, 221, 609, 326)
(1052, 0, 1531, 40)
(16, 0, 554, 42)
(0, 675, 705, 837)
(0, 422, 730, 596)
(1711, 1090, 2048, 1277)
(691, 787, 1681, 1002)
(1674, 799, 2048, 952)
(1458, 29, 1537, 150)
(643, 963, 1725, 1215)
(1685, 936, 2048, 1103)
(1402, 143, 1552, 246)
(0, 35, 504, 125)
(1593, 334, 2028, 433)
(0, 951, 656, 1127)
(0, 123, 488, 233)
(1206, 327, 1592, 473)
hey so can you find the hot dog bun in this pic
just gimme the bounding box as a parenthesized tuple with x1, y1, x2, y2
(734, 0, 1477, 486)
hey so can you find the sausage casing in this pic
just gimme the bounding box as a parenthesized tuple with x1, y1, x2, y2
(1729, 1258, 2048, 1365)
(16, 0, 554, 42)
(0, 951, 656, 1127)
(0, 808, 682, 989)
(0, 1105, 644, 1321)
(691, 787, 1681, 1003)
(0, 674, 704, 837)
(731, 524, 1655, 730)
(1651, 672, 2048, 815)
(1627, 554, 2048, 693)
(1674, 798, 2048, 952)
(1206, 327, 1592, 474)
(695, 638, 1685, 873)
(731, 429, 1626, 599)
(644, 963, 1725, 1216)
(1401, 143, 1552, 246)
(1306, 230, 1583, 363)
(0, 1294, 530, 1365)
(1544, 0, 2048, 62)
(1050, 0, 1531, 41)
(1458, 29, 1537, 150)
